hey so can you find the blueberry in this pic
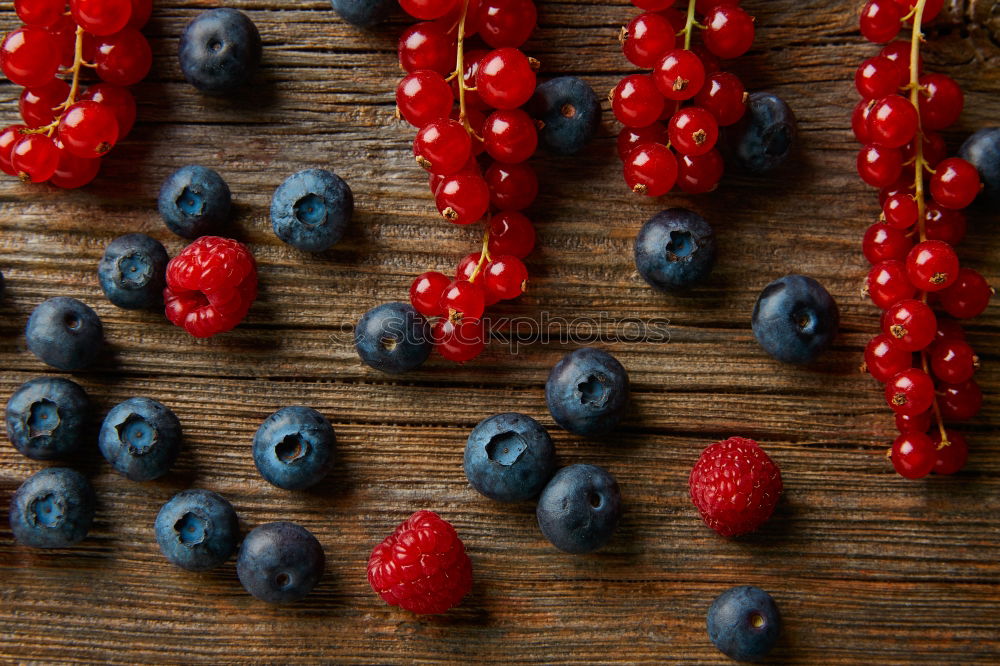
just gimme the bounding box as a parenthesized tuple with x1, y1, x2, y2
(528, 76, 602, 156)
(536, 464, 621, 554)
(331, 0, 395, 27)
(707, 585, 781, 662)
(253, 406, 335, 490)
(25, 297, 103, 371)
(97, 233, 169, 310)
(179, 8, 262, 94)
(464, 412, 555, 502)
(271, 169, 353, 252)
(634, 208, 716, 292)
(9, 467, 95, 548)
(158, 166, 232, 239)
(959, 127, 1000, 205)
(6, 377, 89, 460)
(724, 92, 796, 174)
(355, 302, 432, 374)
(237, 521, 325, 604)
(98, 397, 182, 481)
(545, 347, 629, 437)
(752, 274, 839, 365)
(155, 489, 240, 571)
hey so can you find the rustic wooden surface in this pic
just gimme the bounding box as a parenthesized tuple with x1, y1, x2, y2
(0, 0, 997, 662)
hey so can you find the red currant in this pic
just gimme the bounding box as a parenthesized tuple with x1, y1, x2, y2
(128, 0, 152, 29)
(15, 0, 66, 27)
(93, 28, 152, 86)
(453, 48, 490, 110)
(456, 252, 479, 280)
(879, 40, 921, 78)
(397, 70, 453, 128)
(1, 26, 60, 88)
(19, 78, 70, 128)
(692, 71, 746, 126)
(0, 125, 28, 176)
(864, 333, 912, 382)
(70, 0, 132, 35)
(476, 47, 536, 110)
(930, 338, 977, 384)
(938, 268, 991, 319)
(866, 94, 918, 148)
(483, 255, 528, 300)
(11, 132, 60, 183)
(414, 119, 472, 175)
(895, 410, 931, 434)
(860, 0, 902, 43)
(399, 22, 456, 74)
(855, 56, 902, 99)
(432, 316, 486, 362)
(659, 7, 687, 32)
(410, 271, 451, 316)
(902, 130, 946, 168)
(440, 278, 485, 322)
(857, 144, 903, 188)
(866, 259, 916, 309)
(668, 106, 719, 157)
(917, 73, 963, 131)
(905, 239, 959, 292)
(611, 74, 665, 129)
(882, 192, 917, 229)
(624, 143, 677, 196)
(487, 211, 535, 258)
(934, 317, 966, 344)
(57, 101, 120, 159)
(484, 162, 538, 210)
(622, 12, 675, 68)
(890, 431, 936, 479)
(399, 0, 458, 21)
(884, 367, 935, 416)
(49, 141, 101, 189)
(676, 149, 724, 194)
(893, 0, 943, 23)
(48, 14, 77, 67)
(653, 49, 706, 101)
(477, 0, 537, 49)
(702, 5, 754, 59)
(929, 157, 981, 210)
(851, 100, 874, 144)
(435, 171, 490, 224)
(483, 109, 537, 163)
(862, 222, 912, 264)
(923, 201, 966, 246)
(80, 84, 137, 137)
(931, 429, 967, 475)
(882, 298, 936, 352)
(937, 379, 982, 421)
(616, 123, 669, 161)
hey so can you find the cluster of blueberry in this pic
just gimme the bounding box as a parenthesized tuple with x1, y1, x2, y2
(0, 0, 152, 187)
(855, 0, 995, 479)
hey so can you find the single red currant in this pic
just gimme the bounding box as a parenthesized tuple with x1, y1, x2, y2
(624, 143, 677, 196)
(440, 278, 485, 322)
(477, 0, 536, 49)
(435, 171, 490, 225)
(476, 47, 536, 110)
(92, 28, 152, 86)
(622, 12, 676, 68)
(905, 240, 959, 292)
(432, 316, 486, 362)
(884, 367, 935, 416)
(938, 268, 992, 319)
(396, 70, 454, 128)
(399, 0, 458, 21)
(860, 0, 902, 43)
(851, 100, 874, 144)
(487, 211, 535, 258)
(57, 101, 120, 159)
(930, 429, 967, 475)
(616, 123, 669, 161)
(483, 109, 537, 163)
(937, 379, 982, 422)
(930, 338, 977, 385)
(676, 150, 724, 194)
(866, 94, 918, 148)
(692, 71, 746, 126)
(0, 125, 28, 176)
(19, 78, 70, 128)
(668, 106, 719, 157)
(929, 157, 981, 210)
(611, 74, 665, 129)
(483, 255, 528, 300)
(866, 260, 916, 309)
(882, 298, 937, 352)
(857, 144, 903, 188)
(879, 40, 921, 78)
(653, 49, 706, 101)
(895, 410, 931, 435)
(934, 317, 966, 344)
(862, 223, 912, 264)
(414, 119, 472, 175)
(49, 142, 101, 189)
(410, 271, 451, 316)
(702, 5, 754, 59)
(484, 162, 538, 210)
(864, 333, 912, 382)
(0, 26, 60, 88)
(917, 73, 963, 131)
(11, 133, 60, 183)
(398, 22, 456, 74)
(15, 0, 66, 27)
(70, 0, 132, 35)
(890, 432, 936, 479)
(48, 14, 78, 67)
(80, 84, 137, 137)
(855, 56, 903, 99)
(882, 192, 917, 229)
(923, 201, 966, 246)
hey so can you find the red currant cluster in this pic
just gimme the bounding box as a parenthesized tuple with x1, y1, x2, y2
(0, 0, 152, 187)
(854, 0, 991, 479)
(611, 0, 753, 196)
(395, 0, 539, 362)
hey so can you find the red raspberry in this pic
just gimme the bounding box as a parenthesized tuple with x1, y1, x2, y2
(689, 436, 783, 537)
(367, 510, 472, 615)
(163, 236, 257, 338)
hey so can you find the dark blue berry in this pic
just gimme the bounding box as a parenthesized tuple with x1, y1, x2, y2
(545, 347, 629, 437)
(959, 127, 1000, 206)
(98, 233, 169, 309)
(464, 412, 555, 502)
(5, 377, 89, 460)
(355, 302, 432, 374)
(237, 521, 325, 604)
(724, 92, 796, 174)
(158, 166, 232, 239)
(98, 397, 182, 481)
(536, 464, 621, 554)
(25, 297, 103, 371)
(707, 585, 781, 662)
(270, 169, 353, 252)
(634, 208, 716, 292)
(179, 8, 262, 94)
(752, 274, 839, 365)
(253, 406, 335, 490)
(528, 76, 602, 156)
(330, 0, 395, 27)
(9, 467, 95, 548)
(155, 489, 240, 571)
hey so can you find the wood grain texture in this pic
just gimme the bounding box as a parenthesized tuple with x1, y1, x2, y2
(0, 0, 998, 663)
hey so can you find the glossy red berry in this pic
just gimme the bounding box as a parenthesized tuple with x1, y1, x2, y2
(11, 132, 60, 183)
(692, 72, 746, 126)
(92, 28, 152, 86)
(676, 149, 724, 194)
(616, 123, 669, 160)
(399, 0, 458, 20)
(857, 144, 903, 188)
(929, 157, 981, 210)
(938, 268, 991, 319)
(653, 49, 706, 101)
(484, 162, 537, 210)
(611, 74, 665, 129)
(923, 201, 966, 246)
(668, 106, 719, 157)
(440, 279, 485, 322)
(456, 252, 480, 281)
(622, 12, 675, 68)
(71, 0, 132, 35)
(477, 0, 536, 49)
(890, 432, 936, 479)
(879, 40, 921, 77)
(48, 14, 78, 67)
(884, 368, 935, 416)
(864, 333, 912, 382)
(1, 26, 60, 88)
(452, 48, 489, 110)
(937, 379, 982, 422)
(399, 22, 456, 74)
(862, 222, 912, 263)
(414, 119, 472, 175)
(57, 101, 119, 159)
(866, 94, 918, 148)
(882, 298, 936, 352)
(895, 410, 930, 434)
(855, 56, 902, 99)
(0, 125, 28, 176)
(15, 0, 66, 27)
(882, 192, 917, 229)
(397, 70, 453, 128)
(483, 109, 537, 163)
(476, 47, 536, 110)
(917, 73, 963, 131)
(702, 5, 754, 59)
(487, 211, 535, 258)
(435, 171, 490, 224)
(624, 143, 677, 196)
(930, 338, 977, 385)
(19, 78, 70, 127)
(866, 259, 915, 309)
(80, 84, 137, 137)
(483, 255, 528, 300)
(410, 271, 451, 316)
(432, 316, 486, 362)
(931, 429, 967, 475)
(851, 100, 874, 144)
(860, 0, 902, 43)
(49, 142, 101, 189)
(905, 240, 959, 292)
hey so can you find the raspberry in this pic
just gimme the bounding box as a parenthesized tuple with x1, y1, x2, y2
(163, 236, 257, 338)
(689, 436, 783, 537)
(367, 510, 472, 615)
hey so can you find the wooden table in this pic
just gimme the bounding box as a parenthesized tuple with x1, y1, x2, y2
(0, 0, 997, 662)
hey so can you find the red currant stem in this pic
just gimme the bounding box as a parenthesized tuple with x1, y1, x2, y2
(23, 26, 88, 138)
(681, 0, 698, 50)
(920, 350, 951, 447)
(455, 0, 474, 136)
(468, 223, 492, 283)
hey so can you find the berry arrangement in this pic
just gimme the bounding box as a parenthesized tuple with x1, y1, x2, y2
(854, 0, 990, 479)
(0, 0, 152, 186)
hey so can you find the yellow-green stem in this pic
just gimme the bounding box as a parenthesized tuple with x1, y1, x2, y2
(683, 0, 698, 50)
(468, 222, 492, 283)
